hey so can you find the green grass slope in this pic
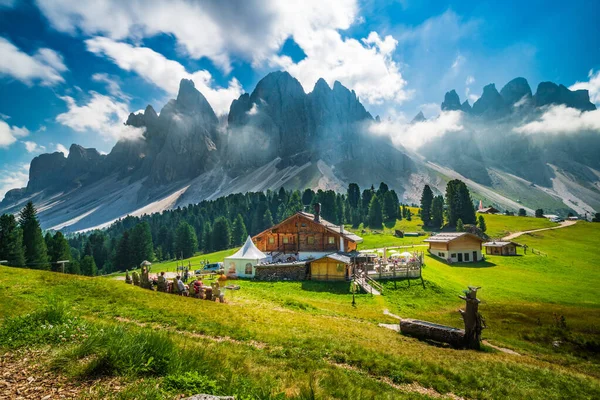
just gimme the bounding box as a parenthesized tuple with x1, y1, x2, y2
(1, 222, 599, 398)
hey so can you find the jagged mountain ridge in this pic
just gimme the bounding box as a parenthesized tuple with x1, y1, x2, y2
(1, 73, 599, 231)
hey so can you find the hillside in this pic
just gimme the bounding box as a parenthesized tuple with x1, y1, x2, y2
(2, 221, 599, 399)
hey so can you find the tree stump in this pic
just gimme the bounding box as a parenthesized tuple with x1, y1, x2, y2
(459, 286, 486, 349)
(125, 270, 132, 284)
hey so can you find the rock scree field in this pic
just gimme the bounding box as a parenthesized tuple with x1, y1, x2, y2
(1, 216, 599, 399)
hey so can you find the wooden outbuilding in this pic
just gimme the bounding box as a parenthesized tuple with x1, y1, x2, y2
(309, 253, 352, 281)
(482, 241, 523, 256)
(252, 204, 362, 258)
(424, 232, 484, 263)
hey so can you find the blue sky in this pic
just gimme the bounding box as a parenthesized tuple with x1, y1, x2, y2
(1, 0, 599, 197)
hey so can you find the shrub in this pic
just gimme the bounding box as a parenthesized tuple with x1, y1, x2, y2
(163, 371, 219, 396)
(0, 302, 88, 349)
(54, 325, 174, 378)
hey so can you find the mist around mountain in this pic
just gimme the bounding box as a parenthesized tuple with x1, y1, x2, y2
(1, 72, 599, 232)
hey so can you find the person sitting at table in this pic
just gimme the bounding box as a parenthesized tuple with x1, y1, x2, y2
(176, 275, 187, 296)
(192, 278, 203, 298)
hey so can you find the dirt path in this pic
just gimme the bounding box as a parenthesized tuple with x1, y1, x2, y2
(501, 220, 577, 241)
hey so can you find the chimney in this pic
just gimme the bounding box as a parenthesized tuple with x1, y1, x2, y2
(314, 203, 321, 222)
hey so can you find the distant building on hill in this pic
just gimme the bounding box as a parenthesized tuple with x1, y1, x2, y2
(477, 206, 500, 214)
(482, 241, 523, 256)
(424, 232, 484, 263)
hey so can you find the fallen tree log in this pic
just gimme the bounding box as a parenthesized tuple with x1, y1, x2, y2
(399, 319, 465, 347)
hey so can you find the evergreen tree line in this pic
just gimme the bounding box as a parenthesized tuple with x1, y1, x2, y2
(1, 183, 404, 274)
(419, 179, 478, 230)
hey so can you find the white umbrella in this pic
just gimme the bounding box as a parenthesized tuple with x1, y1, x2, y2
(399, 252, 412, 257)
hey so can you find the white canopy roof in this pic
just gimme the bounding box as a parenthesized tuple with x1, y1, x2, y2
(226, 236, 268, 260)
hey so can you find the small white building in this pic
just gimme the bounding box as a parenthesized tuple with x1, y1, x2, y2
(424, 232, 485, 263)
(224, 236, 271, 278)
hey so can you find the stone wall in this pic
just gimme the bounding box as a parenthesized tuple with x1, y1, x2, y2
(254, 264, 306, 281)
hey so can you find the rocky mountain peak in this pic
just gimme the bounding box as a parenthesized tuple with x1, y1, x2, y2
(534, 81, 596, 111)
(441, 90, 461, 111)
(27, 152, 67, 192)
(175, 79, 218, 120)
(500, 77, 532, 107)
(461, 100, 472, 113)
(472, 83, 508, 117)
(313, 77, 331, 93)
(411, 111, 426, 123)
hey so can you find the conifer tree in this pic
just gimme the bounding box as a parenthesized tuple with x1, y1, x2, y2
(202, 222, 213, 253)
(18, 201, 49, 269)
(231, 214, 248, 246)
(0, 214, 25, 267)
(383, 191, 398, 221)
(302, 188, 315, 206)
(211, 217, 231, 251)
(367, 194, 383, 229)
(420, 185, 434, 227)
(263, 209, 274, 230)
(80, 255, 97, 276)
(477, 215, 487, 233)
(456, 218, 465, 232)
(50, 232, 71, 272)
(115, 231, 133, 270)
(130, 222, 154, 266)
(518, 208, 527, 217)
(175, 221, 198, 258)
(346, 183, 360, 209)
(431, 195, 444, 229)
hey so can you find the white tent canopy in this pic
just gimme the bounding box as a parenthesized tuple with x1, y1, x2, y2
(224, 236, 270, 278)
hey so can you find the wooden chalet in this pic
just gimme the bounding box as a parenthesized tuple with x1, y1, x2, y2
(252, 204, 363, 258)
(477, 206, 500, 214)
(482, 241, 523, 256)
(424, 232, 484, 263)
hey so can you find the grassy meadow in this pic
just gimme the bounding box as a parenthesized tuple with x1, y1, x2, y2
(1, 216, 599, 398)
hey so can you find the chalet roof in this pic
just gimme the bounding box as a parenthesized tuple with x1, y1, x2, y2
(297, 212, 363, 243)
(313, 252, 352, 264)
(424, 232, 484, 244)
(253, 211, 363, 243)
(483, 241, 523, 248)
(477, 207, 500, 213)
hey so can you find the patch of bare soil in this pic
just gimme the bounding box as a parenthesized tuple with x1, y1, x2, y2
(0, 348, 122, 399)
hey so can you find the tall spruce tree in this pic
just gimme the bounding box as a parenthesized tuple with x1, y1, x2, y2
(347, 183, 360, 209)
(301, 189, 315, 206)
(367, 194, 383, 229)
(445, 180, 476, 226)
(80, 255, 97, 276)
(18, 201, 49, 269)
(50, 232, 71, 272)
(0, 214, 25, 267)
(231, 214, 248, 246)
(175, 221, 198, 258)
(202, 222, 213, 253)
(456, 218, 465, 232)
(431, 195, 444, 229)
(383, 191, 398, 221)
(115, 231, 133, 271)
(211, 217, 231, 251)
(477, 215, 487, 233)
(420, 185, 434, 227)
(130, 222, 154, 266)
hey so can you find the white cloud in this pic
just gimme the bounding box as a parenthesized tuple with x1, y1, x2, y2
(570, 69, 600, 105)
(419, 103, 441, 118)
(86, 37, 242, 115)
(0, 119, 29, 148)
(369, 110, 464, 149)
(56, 92, 145, 141)
(466, 76, 475, 85)
(55, 143, 69, 156)
(22, 141, 46, 153)
(0, 163, 29, 200)
(37, 0, 358, 74)
(272, 31, 411, 105)
(451, 55, 466, 71)
(92, 72, 130, 100)
(514, 105, 600, 134)
(0, 37, 67, 86)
